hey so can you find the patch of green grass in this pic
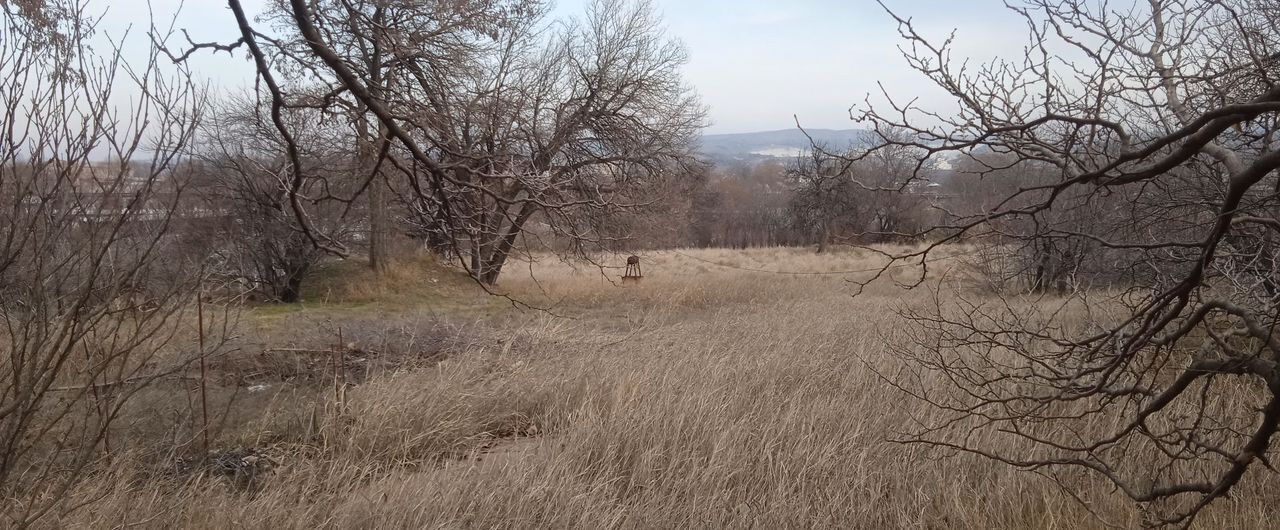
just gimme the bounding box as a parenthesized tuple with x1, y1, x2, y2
(243, 254, 517, 331)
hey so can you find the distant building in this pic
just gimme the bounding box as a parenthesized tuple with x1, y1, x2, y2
(73, 161, 147, 195)
(12, 160, 177, 224)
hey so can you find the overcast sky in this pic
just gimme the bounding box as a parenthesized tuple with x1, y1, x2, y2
(100, 0, 1027, 134)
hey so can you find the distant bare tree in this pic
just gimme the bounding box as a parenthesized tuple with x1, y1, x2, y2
(692, 161, 802, 249)
(0, 1, 225, 526)
(787, 129, 931, 251)
(787, 144, 856, 254)
(856, 134, 930, 242)
(856, 0, 1280, 525)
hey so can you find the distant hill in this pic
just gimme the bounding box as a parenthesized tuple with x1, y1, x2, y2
(699, 128, 871, 165)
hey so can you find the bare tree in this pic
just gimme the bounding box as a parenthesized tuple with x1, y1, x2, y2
(786, 129, 931, 251)
(857, 135, 931, 242)
(193, 95, 359, 303)
(691, 161, 803, 249)
(854, 0, 1280, 525)
(787, 143, 857, 253)
(257, 0, 519, 273)
(0, 1, 226, 526)
(386, 0, 705, 283)
(200, 0, 705, 286)
(944, 152, 1133, 293)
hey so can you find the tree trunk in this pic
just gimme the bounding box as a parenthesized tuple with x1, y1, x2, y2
(469, 204, 487, 277)
(478, 202, 538, 285)
(354, 111, 387, 273)
(426, 225, 451, 258)
(280, 270, 306, 303)
(816, 219, 829, 254)
(363, 6, 388, 273)
(368, 164, 387, 272)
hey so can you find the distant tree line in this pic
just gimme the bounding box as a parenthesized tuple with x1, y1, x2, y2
(675, 135, 941, 253)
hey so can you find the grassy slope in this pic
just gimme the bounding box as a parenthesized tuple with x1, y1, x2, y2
(49, 247, 1278, 529)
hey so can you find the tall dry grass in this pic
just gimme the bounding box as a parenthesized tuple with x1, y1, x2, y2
(35, 246, 1278, 528)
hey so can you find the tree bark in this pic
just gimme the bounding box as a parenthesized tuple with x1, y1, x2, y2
(367, 155, 387, 272)
(363, 6, 388, 273)
(817, 219, 829, 254)
(280, 274, 304, 303)
(479, 202, 538, 284)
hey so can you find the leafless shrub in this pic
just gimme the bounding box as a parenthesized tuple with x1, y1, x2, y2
(954, 237, 1025, 294)
(0, 1, 232, 525)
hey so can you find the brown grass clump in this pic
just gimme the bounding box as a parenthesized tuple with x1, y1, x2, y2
(31, 246, 1280, 529)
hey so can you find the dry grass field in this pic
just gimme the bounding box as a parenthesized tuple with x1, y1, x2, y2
(39, 246, 1278, 529)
